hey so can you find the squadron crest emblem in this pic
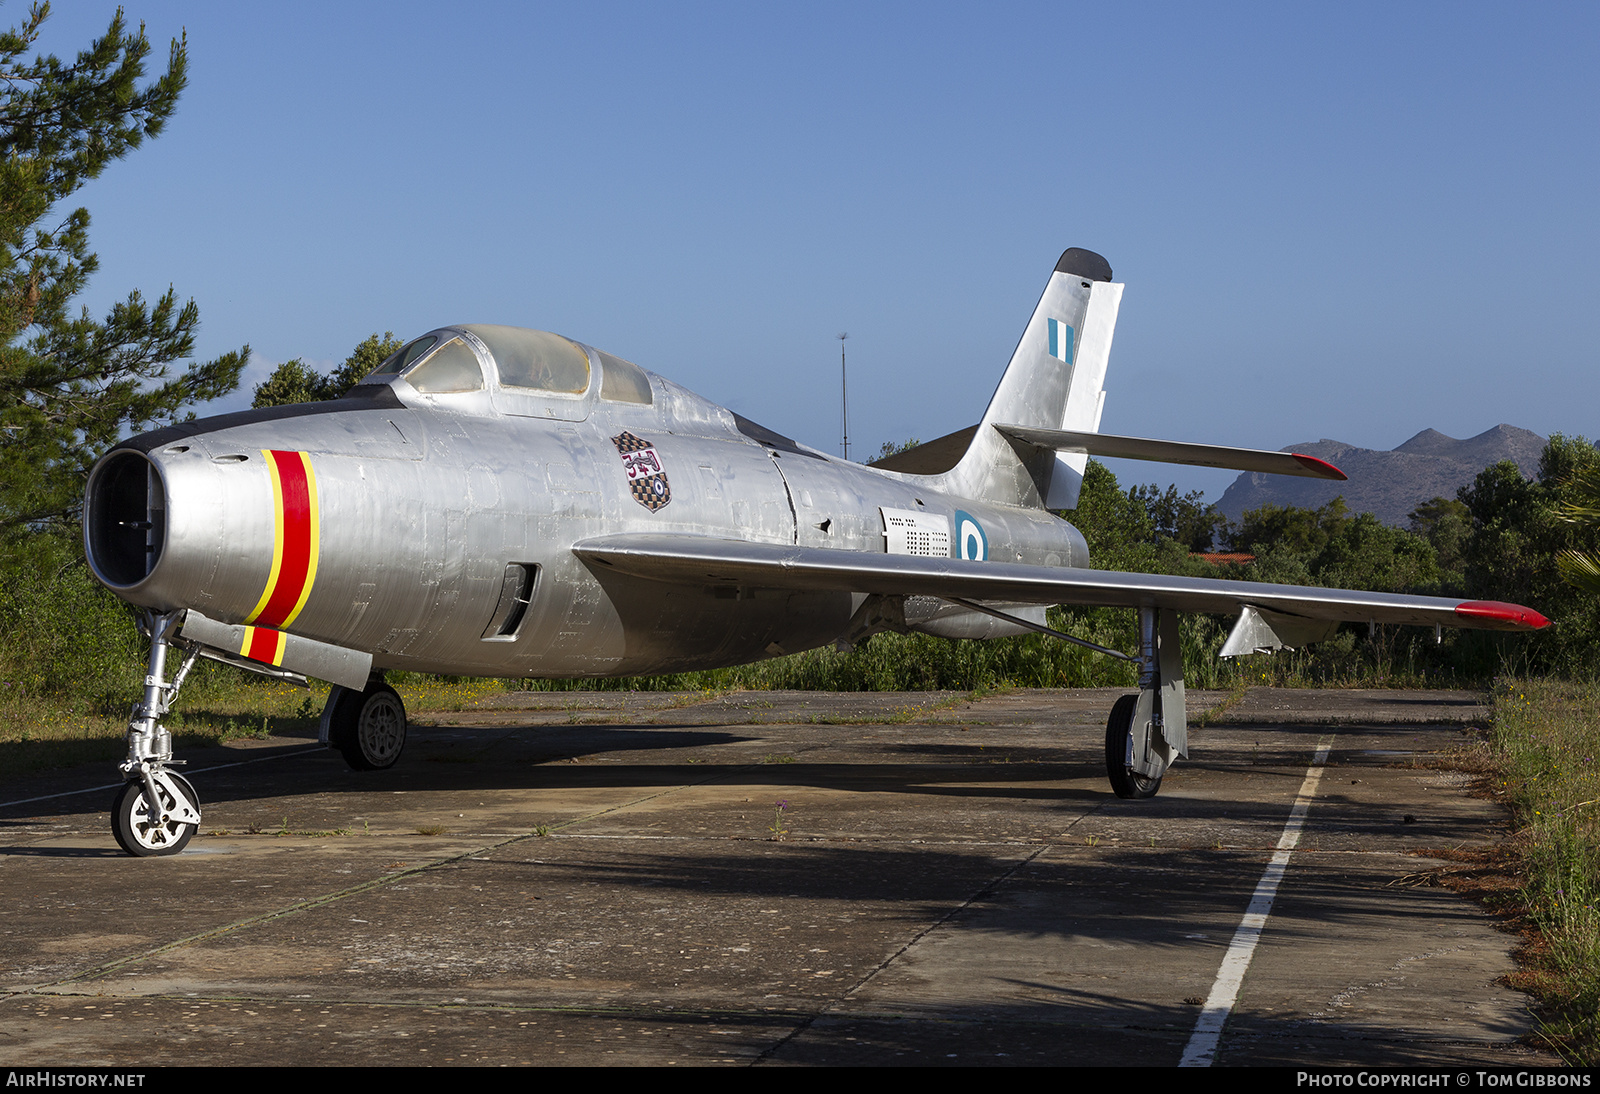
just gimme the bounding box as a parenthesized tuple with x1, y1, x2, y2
(612, 431, 671, 511)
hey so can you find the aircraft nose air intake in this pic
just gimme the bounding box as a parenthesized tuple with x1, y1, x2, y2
(87, 443, 296, 620)
(85, 450, 166, 588)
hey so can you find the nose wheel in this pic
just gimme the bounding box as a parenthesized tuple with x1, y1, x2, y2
(111, 610, 205, 857)
(111, 772, 199, 856)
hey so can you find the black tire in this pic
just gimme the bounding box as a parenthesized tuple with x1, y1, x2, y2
(111, 773, 199, 857)
(332, 682, 407, 771)
(1105, 693, 1162, 800)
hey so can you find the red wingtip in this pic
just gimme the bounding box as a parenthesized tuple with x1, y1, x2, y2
(1455, 600, 1551, 630)
(1291, 453, 1347, 480)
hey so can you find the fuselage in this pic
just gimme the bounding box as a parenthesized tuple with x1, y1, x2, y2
(85, 326, 1090, 678)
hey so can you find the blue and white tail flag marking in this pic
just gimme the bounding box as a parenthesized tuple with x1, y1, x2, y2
(1047, 318, 1074, 363)
(1049, 318, 1075, 364)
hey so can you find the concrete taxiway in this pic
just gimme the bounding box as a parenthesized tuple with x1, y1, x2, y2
(0, 687, 1557, 1066)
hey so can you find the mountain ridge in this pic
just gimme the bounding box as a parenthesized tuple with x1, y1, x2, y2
(1213, 424, 1548, 526)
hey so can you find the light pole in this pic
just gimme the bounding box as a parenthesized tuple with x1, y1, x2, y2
(838, 332, 850, 461)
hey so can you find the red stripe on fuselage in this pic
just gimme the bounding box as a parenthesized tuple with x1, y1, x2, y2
(245, 626, 282, 664)
(257, 451, 314, 628)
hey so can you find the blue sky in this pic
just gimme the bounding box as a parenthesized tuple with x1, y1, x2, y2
(37, 1, 1600, 501)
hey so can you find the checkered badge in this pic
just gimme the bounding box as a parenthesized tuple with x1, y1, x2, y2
(612, 431, 671, 511)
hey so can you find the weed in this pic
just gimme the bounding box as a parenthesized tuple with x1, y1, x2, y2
(415, 825, 448, 836)
(768, 800, 790, 841)
(763, 753, 795, 765)
(1489, 679, 1600, 1063)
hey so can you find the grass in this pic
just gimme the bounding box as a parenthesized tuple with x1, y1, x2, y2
(1488, 679, 1600, 1064)
(0, 667, 320, 778)
(0, 667, 519, 780)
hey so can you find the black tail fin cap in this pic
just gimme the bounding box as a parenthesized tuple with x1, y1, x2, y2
(1055, 247, 1113, 282)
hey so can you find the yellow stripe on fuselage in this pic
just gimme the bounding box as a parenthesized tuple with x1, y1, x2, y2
(245, 449, 288, 624)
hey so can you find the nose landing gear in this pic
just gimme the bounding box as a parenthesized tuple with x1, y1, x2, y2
(111, 610, 202, 857)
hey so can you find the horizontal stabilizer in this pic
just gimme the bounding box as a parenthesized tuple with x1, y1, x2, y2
(994, 424, 1347, 481)
(178, 609, 373, 690)
(574, 533, 1547, 633)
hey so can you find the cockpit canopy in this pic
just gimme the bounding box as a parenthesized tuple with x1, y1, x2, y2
(363, 325, 652, 405)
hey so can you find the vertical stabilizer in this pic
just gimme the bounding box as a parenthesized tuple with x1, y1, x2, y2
(931, 248, 1122, 510)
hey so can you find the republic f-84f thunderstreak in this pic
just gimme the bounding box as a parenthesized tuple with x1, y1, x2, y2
(84, 247, 1548, 855)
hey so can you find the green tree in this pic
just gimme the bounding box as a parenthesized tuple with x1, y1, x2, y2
(874, 437, 922, 461)
(1228, 497, 1351, 556)
(252, 331, 402, 408)
(0, 4, 245, 535)
(1311, 511, 1441, 594)
(1408, 496, 1471, 577)
(1557, 467, 1600, 597)
(1458, 435, 1600, 673)
(1128, 482, 1225, 552)
(250, 358, 333, 407)
(1064, 459, 1159, 572)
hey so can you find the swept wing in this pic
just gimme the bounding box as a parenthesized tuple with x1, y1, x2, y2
(574, 533, 1547, 632)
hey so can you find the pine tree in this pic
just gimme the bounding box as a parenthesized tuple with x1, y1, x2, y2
(0, 4, 245, 536)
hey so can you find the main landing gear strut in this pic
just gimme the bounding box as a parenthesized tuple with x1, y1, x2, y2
(1104, 605, 1188, 799)
(925, 596, 1192, 800)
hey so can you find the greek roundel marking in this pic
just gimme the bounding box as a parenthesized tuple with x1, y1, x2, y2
(953, 509, 987, 561)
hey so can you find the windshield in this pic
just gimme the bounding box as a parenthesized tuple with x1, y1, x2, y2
(367, 335, 438, 379)
(402, 336, 484, 393)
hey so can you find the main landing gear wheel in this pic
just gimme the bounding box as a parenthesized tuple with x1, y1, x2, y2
(329, 682, 407, 771)
(111, 772, 199, 857)
(1105, 693, 1162, 800)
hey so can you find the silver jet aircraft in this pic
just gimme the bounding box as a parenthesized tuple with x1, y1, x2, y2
(84, 247, 1549, 855)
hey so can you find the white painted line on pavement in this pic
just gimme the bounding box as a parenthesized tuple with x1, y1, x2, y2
(1180, 736, 1335, 1067)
